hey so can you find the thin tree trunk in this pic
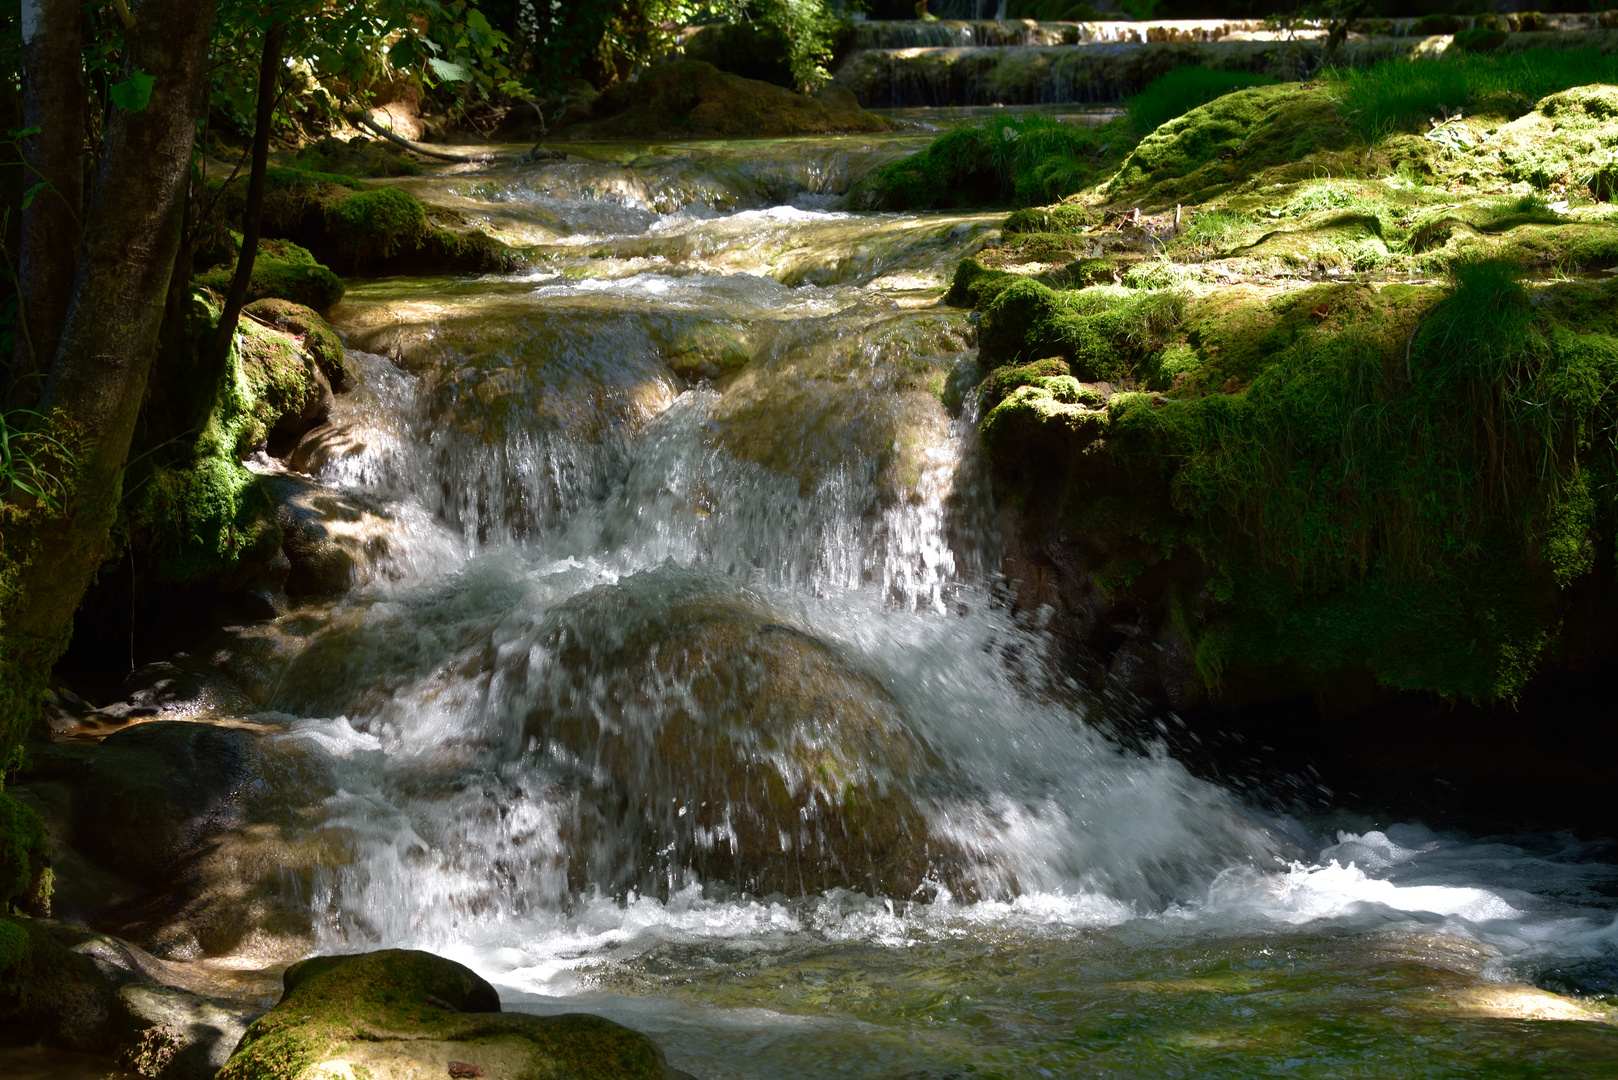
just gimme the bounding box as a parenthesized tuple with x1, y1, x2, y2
(0, 0, 218, 772)
(13, 0, 86, 399)
(207, 20, 286, 371)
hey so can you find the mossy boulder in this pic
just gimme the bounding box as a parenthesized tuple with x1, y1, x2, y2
(210, 169, 519, 277)
(128, 295, 334, 590)
(195, 239, 345, 312)
(243, 298, 354, 391)
(556, 61, 893, 140)
(218, 949, 687, 1080)
(1106, 83, 1351, 208)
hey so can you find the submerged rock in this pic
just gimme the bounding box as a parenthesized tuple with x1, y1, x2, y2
(509, 568, 968, 899)
(556, 61, 894, 140)
(218, 949, 689, 1080)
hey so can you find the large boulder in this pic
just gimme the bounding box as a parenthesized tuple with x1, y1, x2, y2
(503, 568, 969, 899)
(218, 949, 688, 1080)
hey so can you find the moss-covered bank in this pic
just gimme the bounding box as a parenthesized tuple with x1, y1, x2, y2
(947, 67, 1618, 708)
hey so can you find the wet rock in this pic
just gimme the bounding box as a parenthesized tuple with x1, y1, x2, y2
(508, 567, 970, 899)
(258, 473, 392, 598)
(557, 61, 893, 140)
(0, 920, 266, 1077)
(218, 949, 688, 1080)
(117, 983, 261, 1080)
(24, 722, 264, 888)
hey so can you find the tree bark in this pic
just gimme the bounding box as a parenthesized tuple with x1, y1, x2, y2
(207, 20, 287, 372)
(1, 0, 218, 771)
(12, 0, 87, 398)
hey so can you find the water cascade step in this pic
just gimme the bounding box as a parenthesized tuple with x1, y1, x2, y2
(835, 17, 1618, 106)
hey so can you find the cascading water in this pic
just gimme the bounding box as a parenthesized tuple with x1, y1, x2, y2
(244, 128, 1618, 1076)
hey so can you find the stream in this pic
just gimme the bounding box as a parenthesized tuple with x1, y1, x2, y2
(226, 122, 1618, 1077)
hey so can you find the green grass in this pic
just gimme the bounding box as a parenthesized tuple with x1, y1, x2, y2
(1127, 66, 1281, 137)
(1329, 47, 1618, 141)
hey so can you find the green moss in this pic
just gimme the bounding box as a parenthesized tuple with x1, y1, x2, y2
(1004, 203, 1102, 234)
(196, 253, 345, 312)
(980, 358, 1075, 408)
(1106, 83, 1351, 208)
(978, 278, 1185, 380)
(988, 264, 1618, 703)
(1126, 66, 1282, 137)
(0, 790, 49, 911)
(219, 950, 674, 1080)
(127, 297, 327, 586)
(981, 381, 1109, 455)
(862, 114, 1131, 211)
(945, 258, 1015, 309)
(324, 186, 430, 266)
(243, 298, 353, 390)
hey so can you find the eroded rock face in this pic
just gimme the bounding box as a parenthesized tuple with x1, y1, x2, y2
(218, 950, 687, 1080)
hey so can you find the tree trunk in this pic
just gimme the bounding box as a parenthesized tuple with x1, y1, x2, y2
(0, 0, 218, 772)
(12, 0, 87, 399)
(207, 20, 287, 372)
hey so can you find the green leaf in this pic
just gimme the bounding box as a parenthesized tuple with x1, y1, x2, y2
(427, 57, 472, 83)
(21, 182, 48, 210)
(109, 70, 156, 112)
(7, 127, 42, 139)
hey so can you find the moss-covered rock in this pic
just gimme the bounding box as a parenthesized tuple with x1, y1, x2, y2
(555, 60, 892, 140)
(242, 298, 353, 391)
(945, 258, 1014, 309)
(0, 915, 122, 1052)
(196, 247, 346, 312)
(1106, 83, 1352, 208)
(127, 294, 332, 590)
(218, 949, 688, 1080)
(977, 278, 1184, 380)
(982, 268, 1618, 708)
(209, 169, 519, 278)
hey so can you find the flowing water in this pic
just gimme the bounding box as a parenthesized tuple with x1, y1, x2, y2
(241, 125, 1618, 1077)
